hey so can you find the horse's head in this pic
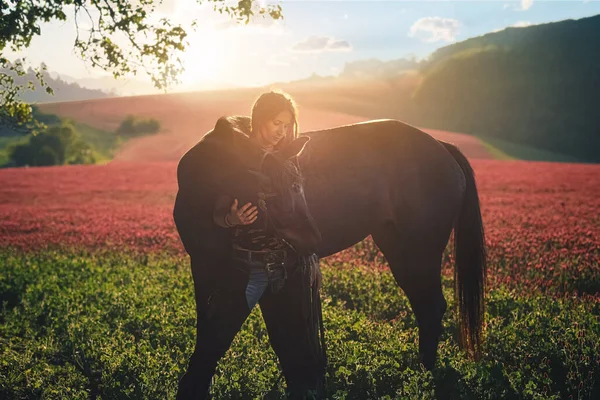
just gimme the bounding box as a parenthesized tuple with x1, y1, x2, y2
(247, 136, 322, 255)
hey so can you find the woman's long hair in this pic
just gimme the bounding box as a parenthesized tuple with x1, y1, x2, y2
(250, 90, 299, 152)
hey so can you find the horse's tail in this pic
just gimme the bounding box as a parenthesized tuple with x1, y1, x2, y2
(439, 141, 487, 361)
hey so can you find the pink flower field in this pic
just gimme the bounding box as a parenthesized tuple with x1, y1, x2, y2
(1, 159, 599, 297)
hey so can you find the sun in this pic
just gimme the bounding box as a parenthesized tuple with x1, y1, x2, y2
(179, 28, 227, 87)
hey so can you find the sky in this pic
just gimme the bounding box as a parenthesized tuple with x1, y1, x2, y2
(5, 0, 600, 93)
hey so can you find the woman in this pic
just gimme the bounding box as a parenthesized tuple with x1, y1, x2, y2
(176, 90, 326, 400)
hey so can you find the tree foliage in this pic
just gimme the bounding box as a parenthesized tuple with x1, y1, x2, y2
(9, 122, 96, 167)
(0, 0, 283, 129)
(116, 115, 161, 137)
(411, 15, 600, 162)
(0, 58, 52, 132)
(0, 104, 61, 137)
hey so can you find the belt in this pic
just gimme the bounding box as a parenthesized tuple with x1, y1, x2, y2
(231, 247, 288, 270)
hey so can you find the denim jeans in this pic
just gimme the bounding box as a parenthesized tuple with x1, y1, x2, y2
(245, 267, 285, 310)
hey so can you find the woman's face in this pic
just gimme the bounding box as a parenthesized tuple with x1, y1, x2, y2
(257, 110, 294, 148)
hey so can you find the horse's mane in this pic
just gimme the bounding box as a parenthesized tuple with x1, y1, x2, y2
(181, 115, 259, 184)
(173, 115, 264, 256)
(202, 115, 251, 146)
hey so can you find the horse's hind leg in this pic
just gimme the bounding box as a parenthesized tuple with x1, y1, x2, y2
(372, 224, 447, 370)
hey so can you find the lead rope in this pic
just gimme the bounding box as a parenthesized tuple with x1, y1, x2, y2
(260, 194, 327, 398)
(263, 254, 328, 399)
(315, 268, 328, 398)
(300, 254, 327, 399)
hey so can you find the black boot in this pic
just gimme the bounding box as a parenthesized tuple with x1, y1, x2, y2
(175, 369, 212, 400)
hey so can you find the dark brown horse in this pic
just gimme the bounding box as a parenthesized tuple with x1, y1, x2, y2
(298, 118, 487, 369)
(174, 116, 486, 376)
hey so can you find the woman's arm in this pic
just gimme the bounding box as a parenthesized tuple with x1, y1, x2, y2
(212, 195, 258, 228)
(213, 194, 234, 228)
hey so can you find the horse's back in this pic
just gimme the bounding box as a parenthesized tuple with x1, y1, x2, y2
(297, 119, 465, 256)
(301, 119, 451, 167)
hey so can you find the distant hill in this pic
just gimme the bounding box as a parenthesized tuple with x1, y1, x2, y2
(2, 61, 109, 103)
(412, 14, 600, 162)
(426, 15, 600, 66)
(274, 14, 600, 162)
(38, 88, 493, 162)
(284, 15, 600, 163)
(49, 71, 245, 97)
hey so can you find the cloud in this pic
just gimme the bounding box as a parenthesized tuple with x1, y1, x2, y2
(328, 39, 352, 51)
(521, 0, 534, 10)
(408, 17, 461, 43)
(290, 36, 352, 53)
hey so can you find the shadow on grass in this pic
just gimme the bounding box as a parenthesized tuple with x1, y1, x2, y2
(432, 363, 519, 400)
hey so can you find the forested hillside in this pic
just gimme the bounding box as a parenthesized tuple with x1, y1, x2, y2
(412, 14, 600, 162)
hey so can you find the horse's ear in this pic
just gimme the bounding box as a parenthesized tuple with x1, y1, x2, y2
(277, 136, 310, 161)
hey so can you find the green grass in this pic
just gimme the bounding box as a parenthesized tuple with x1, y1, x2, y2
(0, 122, 121, 167)
(0, 135, 30, 166)
(0, 250, 598, 399)
(477, 136, 583, 163)
(69, 120, 123, 163)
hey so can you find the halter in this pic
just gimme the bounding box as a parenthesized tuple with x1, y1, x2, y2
(257, 190, 298, 254)
(254, 151, 304, 254)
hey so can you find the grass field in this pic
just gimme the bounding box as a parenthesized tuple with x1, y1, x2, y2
(1, 249, 599, 399)
(477, 137, 583, 163)
(1, 156, 599, 398)
(71, 120, 124, 163)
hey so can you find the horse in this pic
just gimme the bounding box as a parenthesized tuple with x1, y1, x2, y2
(174, 115, 487, 376)
(297, 118, 487, 369)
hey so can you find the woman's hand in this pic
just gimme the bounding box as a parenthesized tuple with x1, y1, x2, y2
(227, 199, 258, 226)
